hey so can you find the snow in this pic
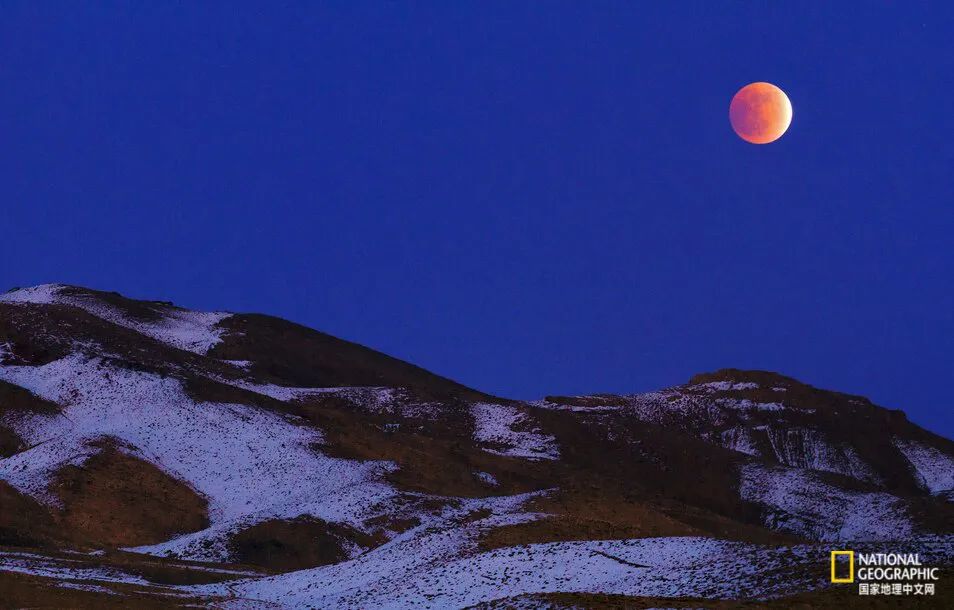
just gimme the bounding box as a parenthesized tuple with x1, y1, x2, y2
(471, 403, 559, 460)
(625, 391, 731, 427)
(475, 472, 499, 486)
(762, 427, 879, 483)
(216, 377, 394, 409)
(7, 536, 954, 610)
(534, 390, 734, 426)
(0, 284, 230, 354)
(0, 434, 104, 504)
(222, 359, 254, 370)
(56, 582, 121, 595)
(894, 439, 954, 495)
(212, 376, 340, 402)
(202, 532, 820, 608)
(198, 493, 546, 606)
(529, 398, 623, 413)
(0, 352, 396, 560)
(0, 550, 152, 586)
(5, 284, 953, 605)
(226, 379, 449, 420)
(695, 381, 759, 391)
(0, 549, 262, 601)
(739, 463, 912, 541)
(720, 427, 759, 456)
(133, 481, 399, 562)
(556, 387, 880, 485)
(474, 596, 560, 610)
(715, 398, 785, 412)
(0, 284, 61, 304)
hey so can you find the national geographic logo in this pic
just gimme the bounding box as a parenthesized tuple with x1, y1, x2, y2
(831, 550, 854, 583)
(831, 550, 939, 597)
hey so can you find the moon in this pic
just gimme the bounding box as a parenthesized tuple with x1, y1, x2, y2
(729, 82, 792, 144)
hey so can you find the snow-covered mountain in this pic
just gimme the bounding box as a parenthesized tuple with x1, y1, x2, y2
(1, 284, 952, 608)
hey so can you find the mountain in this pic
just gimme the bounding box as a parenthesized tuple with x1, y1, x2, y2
(0, 284, 951, 608)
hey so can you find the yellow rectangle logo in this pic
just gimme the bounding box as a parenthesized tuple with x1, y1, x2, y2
(831, 550, 855, 583)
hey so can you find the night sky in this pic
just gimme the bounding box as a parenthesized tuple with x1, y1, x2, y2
(2, 3, 952, 436)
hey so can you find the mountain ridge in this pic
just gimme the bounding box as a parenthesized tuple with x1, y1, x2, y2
(1, 283, 951, 608)
(1, 284, 932, 410)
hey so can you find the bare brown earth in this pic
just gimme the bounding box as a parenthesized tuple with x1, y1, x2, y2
(523, 408, 797, 545)
(49, 439, 209, 548)
(0, 380, 60, 415)
(298, 396, 552, 498)
(0, 425, 22, 458)
(227, 516, 386, 571)
(0, 304, 77, 366)
(0, 572, 209, 610)
(297, 393, 800, 551)
(0, 379, 60, 458)
(478, 488, 801, 552)
(1, 302, 195, 374)
(58, 286, 172, 323)
(209, 313, 495, 402)
(0, 482, 62, 548)
(543, 369, 954, 537)
(0, 546, 267, 609)
(479, 493, 700, 552)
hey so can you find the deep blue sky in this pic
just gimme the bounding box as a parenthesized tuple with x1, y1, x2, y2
(1, 3, 952, 436)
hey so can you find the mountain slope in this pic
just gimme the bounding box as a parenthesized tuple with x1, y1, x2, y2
(0, 284, 951, 608)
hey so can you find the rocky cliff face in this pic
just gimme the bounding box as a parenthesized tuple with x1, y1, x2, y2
(1, 285, 951, 608)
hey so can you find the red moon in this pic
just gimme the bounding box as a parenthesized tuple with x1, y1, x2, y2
(729, 82, 792, 144)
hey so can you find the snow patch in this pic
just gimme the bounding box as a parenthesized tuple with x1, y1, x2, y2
(720, 427, 759, 456)
(0, 435, 104, 505)
(0, 550, 151, 586)
(56, 582, 121, 595)
(0, 284, 62, 304)
(894, 439, 954, 495)
(0, 353, 395, 560)
(471, 403, 559, 461)
(715, 398, 784, 412)
(763, 428, 879, 483)
(228, 380, 450, 420)
(529, 398, 623, 413)
(739, 463, 912, 541)
(475, 472, 499, 486)
(204, 533, 819, 608)
(696, 381, 759, 392)
(1, 284, 229, 354)
(222, 360, 254, 371)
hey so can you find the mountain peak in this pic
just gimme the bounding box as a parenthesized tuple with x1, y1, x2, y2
(688, 368, 803, 388)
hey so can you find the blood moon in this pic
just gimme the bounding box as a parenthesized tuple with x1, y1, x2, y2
(729, 82, 792, 144)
